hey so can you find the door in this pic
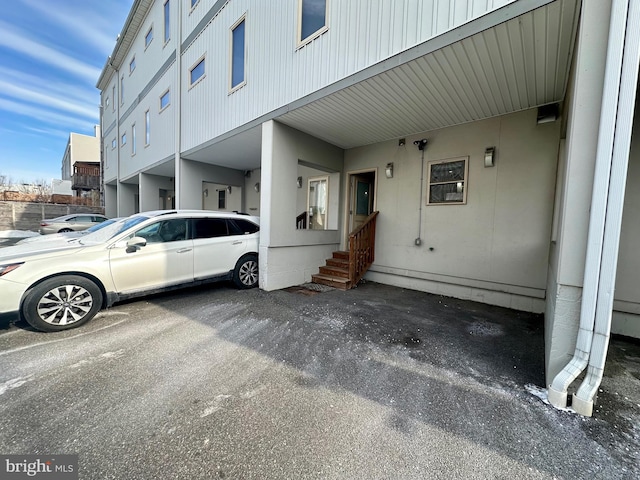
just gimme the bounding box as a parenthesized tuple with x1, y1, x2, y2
(108, 218, 193, 293)
(191, 218, 250, 280)
(349, 172, 375, 233)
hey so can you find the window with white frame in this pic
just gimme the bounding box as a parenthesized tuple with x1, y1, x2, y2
(120, 75, 124, 104)
(426, 157, 469, 205)
(145, 110, 150, 146)
(121, 132, 127, 146)
(163, 1, 170, 43)
(160, 89, 170, 110)
(298, 0, 327, 44)
(230, 16, 246, 90)
(131, 124, 136, 155)
(105, 96, 110, 108)
(112, 138, 116, 149)
(189, 57, 205, 86)
(112, 86, 116, 111)
(145, 26, 153, 48)
(191, 0, 200, 9)
(129, 56, 136, 74)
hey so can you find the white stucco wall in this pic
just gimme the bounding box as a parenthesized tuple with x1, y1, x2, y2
(345, 108, 560, 312)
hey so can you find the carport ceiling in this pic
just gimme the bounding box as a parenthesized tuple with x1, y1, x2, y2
(277, 0, 580, 149)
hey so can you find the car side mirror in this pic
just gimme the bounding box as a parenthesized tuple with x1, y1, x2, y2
(126, 236, 147, 252)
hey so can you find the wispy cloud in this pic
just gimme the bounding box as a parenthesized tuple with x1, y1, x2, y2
(0, 21, 101, 83)
(0, 80, 98, 120)
(21, 0, 120, 56)
(0, 98, 94, 133)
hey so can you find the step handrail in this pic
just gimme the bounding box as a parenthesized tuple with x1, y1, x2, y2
(348, 211, 379, 286)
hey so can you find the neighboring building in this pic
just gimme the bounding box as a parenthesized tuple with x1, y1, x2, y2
(97, 0, 639, 416)
(61, 126, 101, 197)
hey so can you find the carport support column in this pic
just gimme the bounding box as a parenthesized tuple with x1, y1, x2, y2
(259, 121, 276, 291)
(544, 0, 613, 385)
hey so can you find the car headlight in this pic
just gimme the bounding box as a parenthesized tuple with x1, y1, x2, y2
(0, 263, 24, 277)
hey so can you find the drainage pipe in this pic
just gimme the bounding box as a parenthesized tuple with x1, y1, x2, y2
(547, 0, 629, 409)
(572, 0, 640, 417)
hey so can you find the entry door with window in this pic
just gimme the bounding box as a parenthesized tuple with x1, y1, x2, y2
(349, 173, 375, 233)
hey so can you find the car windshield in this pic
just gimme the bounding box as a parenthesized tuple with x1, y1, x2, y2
(78, 215, 152, 244)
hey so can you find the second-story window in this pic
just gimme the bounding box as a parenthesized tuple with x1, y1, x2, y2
(160, 89, 171, 110)
(230, 17, 246, 90)
(129, 56, 136, 74)
(112, 86, 116, 111)
(120, 75, 124, 104)
(131, 124, 136, 155)
(299, 0, 327, 44)
(145, 110, 150, 146)
(190, 57, 205, 87)
(121, 132, 127, 146)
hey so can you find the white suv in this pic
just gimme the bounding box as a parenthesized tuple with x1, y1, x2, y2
(0, 210, 259, 332)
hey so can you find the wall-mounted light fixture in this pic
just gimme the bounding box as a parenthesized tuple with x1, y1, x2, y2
(227, 186, 232, 194)
(413, 139, 428, 150)
(254, 182, 260, 193)
(385, 162, 394, 178)
(203, 189, 208, 197)
(398, 138, 406, 147)
(484, 147, 495, 167)
(297, 176, 303, 188)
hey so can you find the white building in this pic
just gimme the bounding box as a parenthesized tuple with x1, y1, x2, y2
(97, 0, 640, 416)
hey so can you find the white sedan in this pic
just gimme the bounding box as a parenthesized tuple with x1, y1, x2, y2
(0, 210, 259, 332)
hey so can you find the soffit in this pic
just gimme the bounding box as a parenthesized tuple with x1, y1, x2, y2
(276, 0, 580, 149)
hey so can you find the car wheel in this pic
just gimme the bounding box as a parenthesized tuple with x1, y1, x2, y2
(58, 228, 73, 233)
(22, 275, 103, 332)
(233, 254, 258, 289)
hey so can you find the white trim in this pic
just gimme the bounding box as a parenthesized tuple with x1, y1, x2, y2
(296, 0, 329, 49)
(188, 55, 206, 89)
(229, 13, 247, 93)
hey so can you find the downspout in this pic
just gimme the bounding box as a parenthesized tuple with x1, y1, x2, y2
(174, 0, 183, 209)
(548, 0, 629, 410)
(571, 0, 640, 417)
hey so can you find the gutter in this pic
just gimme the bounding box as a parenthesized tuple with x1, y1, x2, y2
(548, 0, 640, 415)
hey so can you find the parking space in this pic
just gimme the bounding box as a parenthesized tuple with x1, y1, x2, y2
(0, 282, 639, 478)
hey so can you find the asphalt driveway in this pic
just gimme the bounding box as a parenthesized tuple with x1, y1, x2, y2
(0, 281, 638, 479)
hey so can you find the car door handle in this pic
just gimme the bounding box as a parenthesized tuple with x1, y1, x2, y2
(232, 241, 242, 245)
(177, 248, 192, 253)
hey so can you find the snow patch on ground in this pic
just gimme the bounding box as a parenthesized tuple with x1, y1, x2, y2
(525, 383, 575, 413)
(0, 376, 33, 395)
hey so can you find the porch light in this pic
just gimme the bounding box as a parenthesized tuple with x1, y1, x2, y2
(484, 147, 495, 167)
(297, 176, 303, 188)
(385, 163, 394, 178)
(254, 182, 260, 192)
(227, 186, 232, 194)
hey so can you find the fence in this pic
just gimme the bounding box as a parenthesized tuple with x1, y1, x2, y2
(0, 201, 105, 232)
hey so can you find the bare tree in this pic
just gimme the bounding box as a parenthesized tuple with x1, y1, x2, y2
(0, 174, 11, 191)
(32, 179, 53, 203)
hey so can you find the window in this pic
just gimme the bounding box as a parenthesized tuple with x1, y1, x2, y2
(145, 27, 153, 48)
(120, 75, 124, 104)
(136, 219, 187, 243)
(111, 138, 116, 149)
(105, 96, 110, 108)
(229, 219, 259, 235)
(121, 132, 127, 146)
(112, 86, 116, 111)
(299, 0, 327, 44)
(218, 189, 226, 209)
(145, 110, 150, 146)
(131, 124, 136, 155)
(230, 17, 246, 90)
(190, 57, 205, 86)
(163, 1, 170, 43)
(426, 157, 469, 205)
(129, 56, 136, 74)
(190, 0, 200, 9)
(160, 89, 170, 110)
(193, 218, 228, 239)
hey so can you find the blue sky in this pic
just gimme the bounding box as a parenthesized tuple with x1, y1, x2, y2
(0, 0, 133, 184)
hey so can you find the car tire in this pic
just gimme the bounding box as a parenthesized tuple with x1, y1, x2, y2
(233, 254, 258, 289)
(22, 275, 103, 332)
(58, 228, 73, 233)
